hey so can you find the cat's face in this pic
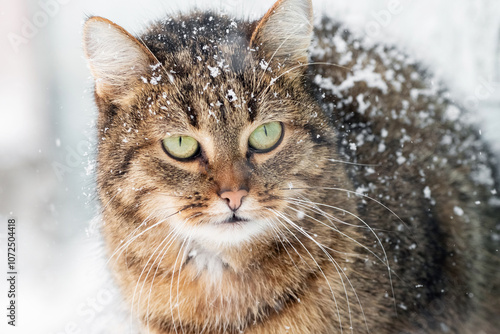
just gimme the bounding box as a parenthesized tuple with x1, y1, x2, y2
(97, 44, 334, 247)
(85, 3, 338, 251)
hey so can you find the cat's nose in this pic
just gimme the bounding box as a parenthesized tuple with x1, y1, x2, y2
(219, 189, 248, 211)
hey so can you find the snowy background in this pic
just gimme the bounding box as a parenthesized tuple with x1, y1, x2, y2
(0, 0, 499, 333)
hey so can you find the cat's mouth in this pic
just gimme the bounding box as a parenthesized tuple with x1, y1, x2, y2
(223, 214, 249, 224)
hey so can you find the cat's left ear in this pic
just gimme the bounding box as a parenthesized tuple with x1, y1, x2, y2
(250, 0, 313, 76)
(83, 16, 157, 102)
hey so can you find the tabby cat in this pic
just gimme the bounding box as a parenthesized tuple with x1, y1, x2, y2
(82, 0, 500, 333)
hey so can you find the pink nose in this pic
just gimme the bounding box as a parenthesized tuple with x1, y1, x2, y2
(220, 189, 248, 211)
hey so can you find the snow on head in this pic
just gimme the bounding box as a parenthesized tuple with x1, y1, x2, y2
(226, 89, 237, 102)
(444, 105, 461, 121)
(207, 65, 220, 78)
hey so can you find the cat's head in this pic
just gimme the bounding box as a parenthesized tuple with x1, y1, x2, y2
(83, 0, 340, 250)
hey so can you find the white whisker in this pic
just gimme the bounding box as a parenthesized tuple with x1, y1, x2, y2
(329, 159, 380, 167)
(144, 229, 181, 332)
(286, 196, 397, 312)
(106, 209, 184, 266)
(281, 186, 407, 228)
(270, 209, 344, 334)
(280, 210, 370, 334)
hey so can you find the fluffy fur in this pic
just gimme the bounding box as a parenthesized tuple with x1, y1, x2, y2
(83, 0, 500, 333)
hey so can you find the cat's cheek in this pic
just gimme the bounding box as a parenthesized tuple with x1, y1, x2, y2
(139, 195, 184, 219)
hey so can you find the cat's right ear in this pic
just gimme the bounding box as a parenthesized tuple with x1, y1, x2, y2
(82, 16, 156, 102)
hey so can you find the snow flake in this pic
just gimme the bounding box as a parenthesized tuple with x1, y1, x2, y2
(444, 105, 461, 121)
(441, 135, 452, 145)
(355, 186, 369, 195)
(396, 152, 406, 165)
(226, 89, 237, 102)
(472, 164, 495, 186)
(150, 75, 161, 85)
(440, 323, 450, 333)
(259, 59, 269, 71)
(338, 51, 353, 65)
(356, 94, 370, 114)
(453, 206, 464, 217)
(423, 186, 431, 199)
(208, 65, 220, 77)
(332, 34, 347, 53)
(378, 142, 386, 153)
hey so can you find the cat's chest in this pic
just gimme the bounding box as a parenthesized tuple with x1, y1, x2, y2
(185, 245, 228, 282)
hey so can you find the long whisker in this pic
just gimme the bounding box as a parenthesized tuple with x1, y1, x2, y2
(290, 196, 361, 228)
(176, 235, 193, 334)
(142, 230, 182, 333)
(289, 196, 398, 314)
(329, 159, 381, 167)
(109, 213, 155, 264)
(133, 229, 176, 332)
(269, 217, 317, 273)
(169, 234, 188, 334)
(289, 196, 391, 233)
(285, 202, 379, 260)
(280, 210, 370, 334)
(271, 210, 344, 334)
(106, 209, 184, 265)
(286, 197, 397, 312)
(266, 218, 302, 273)
(281, 186, 407, 228)
(273, 209, 353, 333)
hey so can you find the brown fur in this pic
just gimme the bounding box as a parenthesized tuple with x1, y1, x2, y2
(83, 0, 500, 333)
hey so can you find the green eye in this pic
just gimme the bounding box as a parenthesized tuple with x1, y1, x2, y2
(248, 122, 283, 152)
(162, 135, 200, 160)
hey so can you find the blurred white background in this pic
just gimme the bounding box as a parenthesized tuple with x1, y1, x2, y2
(0, 0, 499, 333)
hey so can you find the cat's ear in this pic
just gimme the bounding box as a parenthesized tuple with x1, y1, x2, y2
(250, 0, 313, 76)
(83, 16, 156, 101)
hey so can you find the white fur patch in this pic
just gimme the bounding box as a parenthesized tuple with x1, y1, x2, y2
(169, 197, 270, 247)
(170, 216, 268, 247)
(186, 246, 226, 280)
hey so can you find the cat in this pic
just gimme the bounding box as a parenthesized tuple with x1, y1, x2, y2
(82, 0, 500, 333)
